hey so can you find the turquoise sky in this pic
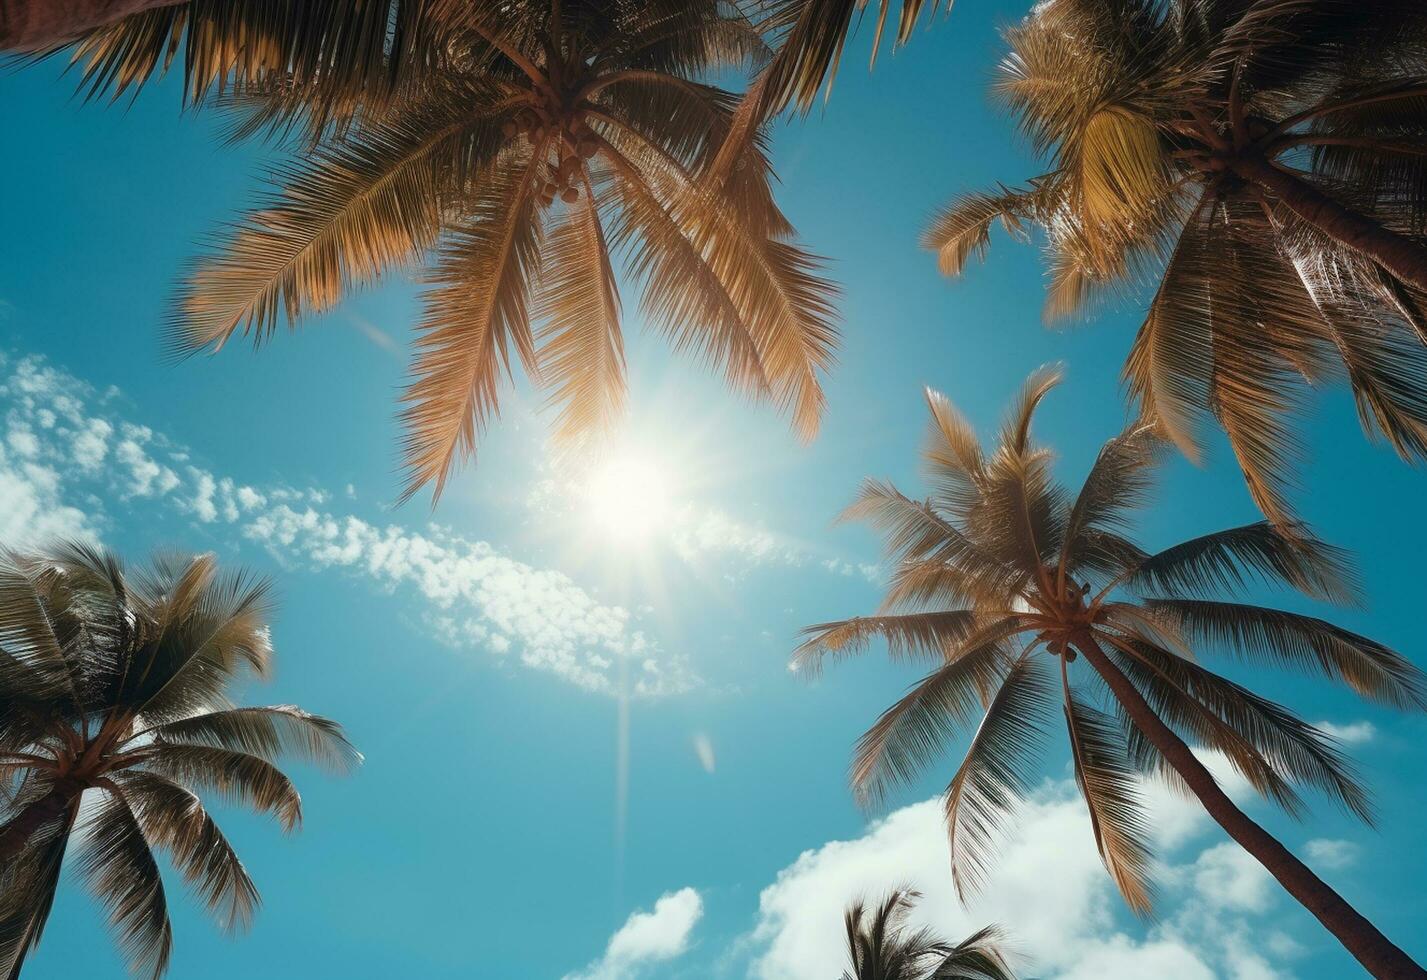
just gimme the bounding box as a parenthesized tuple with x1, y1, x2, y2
(3, 4, 1426, 978)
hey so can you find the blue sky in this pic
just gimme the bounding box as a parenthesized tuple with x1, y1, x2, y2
(3, 3, 1426, 977)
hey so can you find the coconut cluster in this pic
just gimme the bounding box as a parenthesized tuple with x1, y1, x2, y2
(501, 108, 600, 208)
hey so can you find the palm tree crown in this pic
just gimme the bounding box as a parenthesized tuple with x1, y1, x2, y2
(796, 368, 1426, 974)
(160, 0, 838, 501)
(925, 0, 1427, 525)
(0, 544, 359, 979)
(841, 889, 1014, 980)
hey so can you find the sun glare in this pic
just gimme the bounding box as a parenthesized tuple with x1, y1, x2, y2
(584, 453, 674, 541)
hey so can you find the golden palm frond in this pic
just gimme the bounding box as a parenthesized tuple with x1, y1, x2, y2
(794, 611, 988, 673)
(534, 172, 626, 447)
(944, 651, 1055, 902)
(399, 160, 544, 501)
(1141, 599, 1427, 709)
(1062, 683, 1155, 915)
(1124, 522, 1361, 605)
(1100, 633, 1373, 822)
(851, 622, 1030, 806)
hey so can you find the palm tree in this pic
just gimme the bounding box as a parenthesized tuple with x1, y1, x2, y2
(841, 889, 1014, 980)
(156, 0, 837, 502)
(924, 0, 1427, 526)
(796, 368, 1427, 979)
(0, 543, 359, 979)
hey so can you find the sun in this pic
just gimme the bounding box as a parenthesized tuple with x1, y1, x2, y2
(583, 453, 674, 541)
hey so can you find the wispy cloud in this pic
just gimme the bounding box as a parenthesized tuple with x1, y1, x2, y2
(1314, 720, 1376, 745)
(0, 351, 691, 697)
(564, 888, 704, 980)
(526, 470, 875, 576)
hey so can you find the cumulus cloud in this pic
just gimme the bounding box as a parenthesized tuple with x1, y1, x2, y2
(564, 888, 704, 980)
(1304, 838, 1359, 871)
(0, 352, 692, 696)
(740, 766, 1315, 980)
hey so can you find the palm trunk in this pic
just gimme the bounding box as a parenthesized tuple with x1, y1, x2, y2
(0, 783, 78, 863)
(1073, 632, 1425, 979)
(0, 0, 184, 50)
(1232, 154, 1427, 294)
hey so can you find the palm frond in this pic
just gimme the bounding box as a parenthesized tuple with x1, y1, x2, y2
(794, 611, 985, 674)
(1102, 632, 1375, 822)
(921, 386, 985, 518)
(1061, 424, 1161, 568)
(944, 651, 1055, 902)
(75, 790, 172, 980)
(141, 705, 360, 774)
(1142, 599, 1427, 709)
(1126, 522, 1362, 605)
(928, 923, 1017, 980)
(1062, 682, 1157, 915)
(176, 101, 493, 354)
(922, 185, 1039, 278)
(127, 563, 274, 722)
(852, 623, 1029, 807)
(399, 157, 544, 501)
(997, 363, 1062, 456)
(139, 745, 303, 832)
(534, 175, 626, 447)
(58, 0, 436, 115)
(115, 771, 259, 934)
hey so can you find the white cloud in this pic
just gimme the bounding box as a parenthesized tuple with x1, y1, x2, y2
(0, 352, 693, 697)
(1304, 838, 1359, 871)
(668, 506, 805, 567)
(0, 455, 95, 547)
(70, 417, 112, 471)
(245, 504, 690, 696)
(1314, 720, 1376, 745)
(565, 888, 704, 980)
(114, 428, 180, 498)
(740, 766, 1312, 980)
(821, 558, 881, 583)
(1191, 842, 1274, 913)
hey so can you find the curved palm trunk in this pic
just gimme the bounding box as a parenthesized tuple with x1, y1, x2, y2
(0, 0, 183, 50)
(0, 783, 77, 863)
(1073, 632, 1425, 980)
(1232, 154, 1427, 294)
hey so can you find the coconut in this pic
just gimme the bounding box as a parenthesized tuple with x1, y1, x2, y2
(501, 120, 516, 138)
(578, 138, 599, 159)
(561, 186, 580, 203)
(558, 156, 580, 180)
